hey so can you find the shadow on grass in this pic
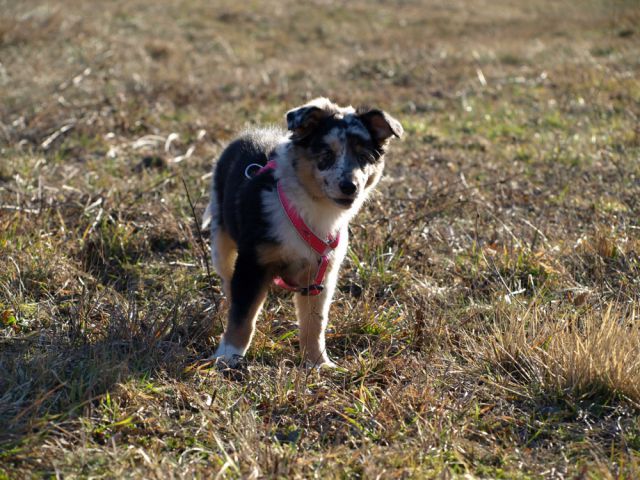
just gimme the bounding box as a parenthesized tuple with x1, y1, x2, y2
(0, 295, 218, 451)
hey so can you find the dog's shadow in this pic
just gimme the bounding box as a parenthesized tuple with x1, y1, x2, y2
(0, 299, 218, 449)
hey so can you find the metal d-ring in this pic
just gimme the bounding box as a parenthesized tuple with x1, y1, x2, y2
(244, 163, 264, 179)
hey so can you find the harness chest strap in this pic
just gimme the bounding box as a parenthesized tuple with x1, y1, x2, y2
(254, 157, 340, 296)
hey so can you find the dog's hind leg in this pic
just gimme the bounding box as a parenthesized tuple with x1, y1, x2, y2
(211, 226, 237, 298)
(213, 250, 269, 362)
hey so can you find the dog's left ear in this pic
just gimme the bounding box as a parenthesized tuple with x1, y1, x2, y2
(286, 97, 339, 138)
(358, 109, 404, 144)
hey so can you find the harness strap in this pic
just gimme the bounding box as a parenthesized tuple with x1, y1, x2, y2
(256, 159, 277, 175)
(252, 155, 339, 296)
(277, 182, 340, 256)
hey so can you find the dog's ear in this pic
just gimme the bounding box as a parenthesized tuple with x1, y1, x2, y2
(286, 97, 339, 138)
(358, 109, 404, 144)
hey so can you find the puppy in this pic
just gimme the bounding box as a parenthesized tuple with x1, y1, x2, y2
(203, 97, 402, 367)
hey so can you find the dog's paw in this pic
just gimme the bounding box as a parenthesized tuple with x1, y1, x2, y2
(212, 353, 245, 370)
(305, 356, 337, 370)
(208, 353, 248, 381)
(210, 340, 246, 369)
(316, 359, 337, 370)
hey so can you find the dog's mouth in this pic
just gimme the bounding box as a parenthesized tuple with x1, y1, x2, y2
(332, 197, 355, 208)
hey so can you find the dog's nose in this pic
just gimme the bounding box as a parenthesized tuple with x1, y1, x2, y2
(339, 180, 357, 196)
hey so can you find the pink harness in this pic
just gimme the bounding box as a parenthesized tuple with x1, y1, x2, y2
(251, 157, 340, 296)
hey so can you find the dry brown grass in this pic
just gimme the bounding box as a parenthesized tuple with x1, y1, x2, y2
(472, 302, 640, 405)
(1, 0, 640, 477)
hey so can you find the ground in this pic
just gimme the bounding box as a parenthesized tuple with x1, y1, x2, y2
(1, 0, 640, 478)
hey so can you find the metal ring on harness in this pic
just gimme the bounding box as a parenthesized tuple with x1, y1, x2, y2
(244, 163, 265, 179)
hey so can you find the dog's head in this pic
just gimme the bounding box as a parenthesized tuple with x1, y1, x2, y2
(285, 97, 403, 209)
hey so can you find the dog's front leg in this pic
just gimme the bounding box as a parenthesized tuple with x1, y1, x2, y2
(213, 250, 269, 363)
(294, 241, 346, 368)
(294, 289, 335, 368)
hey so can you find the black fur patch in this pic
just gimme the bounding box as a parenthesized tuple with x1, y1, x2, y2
(213, 129, 282, 251)
(228, 249, 267, 327)
(292, 116, 382, 168)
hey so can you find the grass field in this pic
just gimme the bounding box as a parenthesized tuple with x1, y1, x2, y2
(1, 0, 640, 477)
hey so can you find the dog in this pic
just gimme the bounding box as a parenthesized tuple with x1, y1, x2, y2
(203, 97, 403, 367)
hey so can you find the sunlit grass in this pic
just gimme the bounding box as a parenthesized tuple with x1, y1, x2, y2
(1, 0, 640, 477)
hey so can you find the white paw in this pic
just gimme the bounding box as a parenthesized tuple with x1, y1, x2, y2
(305, 355, 337, 369)
(317, 359, 337, 369)
(210, 340, 245, 367)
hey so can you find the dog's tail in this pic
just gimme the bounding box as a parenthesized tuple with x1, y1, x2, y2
(201, 202, 212, 231)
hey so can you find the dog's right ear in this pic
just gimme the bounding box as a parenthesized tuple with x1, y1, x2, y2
(286, 97, 338, 139)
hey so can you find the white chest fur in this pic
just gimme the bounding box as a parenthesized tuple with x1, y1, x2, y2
(261, 187, 347, 285)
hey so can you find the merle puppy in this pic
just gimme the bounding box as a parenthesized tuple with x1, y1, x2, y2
(203, 97, 403, 367)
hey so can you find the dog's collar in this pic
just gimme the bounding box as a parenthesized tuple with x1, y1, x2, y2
(254, 154, 340, 296)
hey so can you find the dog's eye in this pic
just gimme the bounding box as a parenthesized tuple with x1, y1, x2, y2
(356, 149, 375, 167)
(357, 152, 370, 166)
(317, 151, 335, 171)
(352, 143, 373, 166)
